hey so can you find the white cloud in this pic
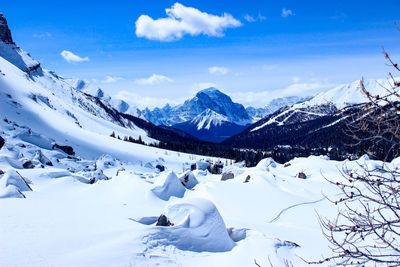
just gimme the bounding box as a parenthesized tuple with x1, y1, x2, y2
(102, 75, 124, 84)
(115, 91, 183, 109)
(135, 74, 173, 85)
(192, 82, 217, 91)
(281, 8, 294, 18)
(33, 32, 52, 38)
(244, 13, 266, 23)
(60, 50, 89, 63)
(135, 2, 242, 41)
(208, 66, 230, 76)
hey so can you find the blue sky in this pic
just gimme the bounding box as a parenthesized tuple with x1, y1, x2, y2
(3, 0, 400, 107)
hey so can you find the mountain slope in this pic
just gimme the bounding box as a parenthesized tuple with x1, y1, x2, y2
(224, 78, 399, 161)
(173, 109, 247, 142)
(246, 96, 310, 122)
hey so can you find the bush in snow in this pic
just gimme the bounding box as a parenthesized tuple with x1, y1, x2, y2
(316, 52, 400, 266)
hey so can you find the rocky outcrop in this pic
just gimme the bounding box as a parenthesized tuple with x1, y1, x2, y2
(0, 136, 4, 150)
(0, 13, 14, 44)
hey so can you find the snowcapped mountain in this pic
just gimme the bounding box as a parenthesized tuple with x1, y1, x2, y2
(143, 87, 252, 126)
(249, 78, 392, 132)
(66, 78, 146, 119)
(224, 78, 396, 155)
(246, 96, 310, 122)
(143, 87, 252, 142)
(173, 109, 247, 142)
(0, 14, 202, 162)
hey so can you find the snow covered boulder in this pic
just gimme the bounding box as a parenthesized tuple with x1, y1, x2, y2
(146, 198, 235, 252)
(151, 171, 186, 200)
(144, 157, 166, 173)
(34, 150, 53, 166)
(0, 170, 32, 198)
(256, 158, 277, 171)
(78, 169, 109, 184)
(196, 160, 209, 171)
(95, 154, 119, 170)
(179, 171, 198, 189)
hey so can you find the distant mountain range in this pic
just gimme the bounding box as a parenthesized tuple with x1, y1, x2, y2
(141, 88, 307, 142)
(223, 78, 397, 160)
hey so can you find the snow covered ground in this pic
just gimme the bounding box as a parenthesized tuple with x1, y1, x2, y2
(1, 121, 396, 267)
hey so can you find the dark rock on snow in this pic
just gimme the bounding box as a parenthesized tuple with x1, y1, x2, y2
(0, 135, 4, 150)
(22, 160, 35, 169)
(0, 13, 14, 44)
(221, 172, 234, 181)
(53, 144, 75, 155)
(156, 214, 173, 226)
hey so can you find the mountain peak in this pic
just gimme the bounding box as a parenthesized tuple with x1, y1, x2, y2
(196, 87, 226, 98)
(0, 13, 14, 45)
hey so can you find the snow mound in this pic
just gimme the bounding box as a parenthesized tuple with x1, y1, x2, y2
(95, 154, 119, 170)
(145, 198, 235, 252)
(0, 169, 32, 198)
(196, 160, 209, 171)
(151, 171, 186, 200)
(256, 158, 277, 171)
(179, 171, 198, 189)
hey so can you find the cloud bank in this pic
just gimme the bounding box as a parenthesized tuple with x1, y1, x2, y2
(135, 3, 242, 41)
(60, 50, 89, 63)
(135, 74, 173, 85)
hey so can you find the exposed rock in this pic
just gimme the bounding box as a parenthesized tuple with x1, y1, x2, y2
(221, 172, 234, 181)
(0, 13, 14, 44)
(297, 172, 307, 179)
(35, 150, 53, 166)
(0, 135, 4, 150)
(244, 175, 251, 183)
(22, 160, 35, 169)
(209, 161, 224, 174)
(53, 144, 75, 156)
(156, 214, 173, 226)
(190, 163, 196, 171)
(155, 164, 165, 172)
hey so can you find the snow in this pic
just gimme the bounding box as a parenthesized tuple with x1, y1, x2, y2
(151, 171, 186, 200)
(191, 109, 229, 130)
(0, 25, 398, 267)
(142, 198, 236, 252)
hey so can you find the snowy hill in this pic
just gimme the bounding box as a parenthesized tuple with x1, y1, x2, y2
(173, 109, 247, 142)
